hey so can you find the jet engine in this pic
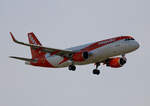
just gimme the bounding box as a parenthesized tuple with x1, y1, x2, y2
(105, 57, 127, 68)
(72, 51, 89, 61)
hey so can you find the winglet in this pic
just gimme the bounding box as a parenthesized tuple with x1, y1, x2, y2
(10, 32, 16, 42)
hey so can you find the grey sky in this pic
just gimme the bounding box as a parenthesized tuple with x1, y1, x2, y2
(0, 0, 150, 106)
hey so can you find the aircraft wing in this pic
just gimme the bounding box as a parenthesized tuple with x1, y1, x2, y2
(9, 56, 37, 62)
(10, 32, 75, 57)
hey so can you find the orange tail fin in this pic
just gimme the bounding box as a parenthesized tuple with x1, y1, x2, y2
(28, 32, 42, 59)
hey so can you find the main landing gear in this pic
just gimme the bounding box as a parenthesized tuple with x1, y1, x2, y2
(93, 62, 101, 75)
(68, 64, 76, 71)
(68, 63, 101, 75)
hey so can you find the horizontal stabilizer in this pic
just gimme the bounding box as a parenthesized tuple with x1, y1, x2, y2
(9, 56, 37, 62)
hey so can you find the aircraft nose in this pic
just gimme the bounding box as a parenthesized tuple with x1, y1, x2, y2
(134, 41, 140, 49)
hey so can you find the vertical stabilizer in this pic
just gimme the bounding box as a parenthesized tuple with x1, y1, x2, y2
(28, 32, 42, 59)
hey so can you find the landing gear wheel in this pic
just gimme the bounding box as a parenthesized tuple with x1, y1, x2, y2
(68, 65, 76, 71)
(92, 62, 101, 75)
(93, 69, 100, 75)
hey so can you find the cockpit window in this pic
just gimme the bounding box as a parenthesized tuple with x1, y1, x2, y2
(125, 38, 135, 41)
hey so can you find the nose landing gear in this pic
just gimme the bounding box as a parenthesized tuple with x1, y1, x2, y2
(93, 63, 100, 75)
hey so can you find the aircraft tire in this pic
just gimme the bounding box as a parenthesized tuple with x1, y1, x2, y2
(93, 69, 100, 75)
(68, 65, 76, 71)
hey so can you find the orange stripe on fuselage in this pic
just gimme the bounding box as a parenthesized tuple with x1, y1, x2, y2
(30, 55, 55, 67)
(51, 50, 60, 56)
(80, 36, 133, 52)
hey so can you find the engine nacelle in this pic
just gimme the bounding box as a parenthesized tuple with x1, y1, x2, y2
(72, 51, 89, 62)
(106, 57, 127, 68)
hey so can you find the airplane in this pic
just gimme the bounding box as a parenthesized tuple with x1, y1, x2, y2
(9, 32, 140, 75)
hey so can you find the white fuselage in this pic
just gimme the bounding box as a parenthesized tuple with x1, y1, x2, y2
(45, 39, 139, 68)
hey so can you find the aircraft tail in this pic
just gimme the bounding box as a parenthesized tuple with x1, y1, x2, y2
(27, 32, 43, 59)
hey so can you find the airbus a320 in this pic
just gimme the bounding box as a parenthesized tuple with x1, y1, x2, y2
(10, 32, 140, 75)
